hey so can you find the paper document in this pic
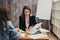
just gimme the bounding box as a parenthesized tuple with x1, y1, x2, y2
(39, 28, 50, 32)
(29, 34, 44, 39)
(28, 22, 42, 34)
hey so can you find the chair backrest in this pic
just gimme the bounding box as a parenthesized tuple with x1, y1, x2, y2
(35, 17, 40, 23)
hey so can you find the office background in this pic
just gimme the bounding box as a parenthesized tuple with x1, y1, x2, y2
(0, 0, 50, 30)
(0, 0, 37, 27)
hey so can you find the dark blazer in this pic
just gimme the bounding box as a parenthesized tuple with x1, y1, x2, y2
(19, 16, 36, 31)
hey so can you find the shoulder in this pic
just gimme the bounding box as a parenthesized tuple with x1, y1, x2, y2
(7, 21, 14, 29)
(30, 15, 35, 18)
(19, 16, 23, 20)
(30, 14, 35, 17)
(19, 16, 22, 18)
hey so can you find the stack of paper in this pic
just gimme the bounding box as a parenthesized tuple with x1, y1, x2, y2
(39, 28, 50, 32)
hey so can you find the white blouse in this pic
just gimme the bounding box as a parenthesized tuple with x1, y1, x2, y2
(25, 18, 29, 28)
(26, 22, 29, 28)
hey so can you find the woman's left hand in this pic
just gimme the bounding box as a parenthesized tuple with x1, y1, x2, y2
(25, 26, 33, 32)
(37, 25, 42, 29)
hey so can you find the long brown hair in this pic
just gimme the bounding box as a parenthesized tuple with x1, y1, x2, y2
(21, 6, 31, 18)
(0, 6, 10, 40)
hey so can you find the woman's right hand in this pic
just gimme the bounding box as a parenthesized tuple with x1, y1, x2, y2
(26, 28, 29, 31)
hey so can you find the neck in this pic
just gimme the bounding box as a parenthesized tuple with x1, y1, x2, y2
(25, 15, 29, 18)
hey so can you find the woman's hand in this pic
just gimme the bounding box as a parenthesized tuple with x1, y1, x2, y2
(37, 25, 42, 29)
(26, 28, 29, 31)
(29, 26, 33, 30)
(15, 28, 22, 32)
(26, 26, 33, 32)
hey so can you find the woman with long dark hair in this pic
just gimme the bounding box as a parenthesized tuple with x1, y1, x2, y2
(0, 6, 22, 40)
(0, 6, 9, 40)
(19, 6, 36, 31)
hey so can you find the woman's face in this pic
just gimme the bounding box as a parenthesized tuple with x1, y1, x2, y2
(24, 9, 30, 16)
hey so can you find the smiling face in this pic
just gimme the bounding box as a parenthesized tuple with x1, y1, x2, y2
(24, 9, 30, 16)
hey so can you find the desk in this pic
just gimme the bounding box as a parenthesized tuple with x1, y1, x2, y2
(20, 32, 49, 40)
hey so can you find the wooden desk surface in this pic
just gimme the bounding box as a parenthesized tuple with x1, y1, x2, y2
(20, 32, 49, 40)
